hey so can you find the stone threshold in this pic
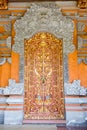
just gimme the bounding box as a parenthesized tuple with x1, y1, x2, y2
(23, 120, 66, 124)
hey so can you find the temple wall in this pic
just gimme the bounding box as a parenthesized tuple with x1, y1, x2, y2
(0, 1, 87, 126)
(0, 52, 19, 87)
(68, 50, 87, 87)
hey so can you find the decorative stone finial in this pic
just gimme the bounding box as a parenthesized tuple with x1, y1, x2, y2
(0, 0, 8, 9)
(77, 0, 87, 9)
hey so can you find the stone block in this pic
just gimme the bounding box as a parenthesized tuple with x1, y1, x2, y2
(4, 95, 23, 124)
(4, 110, 23, 124)
(0, 95, 8, 124)
(66, 111, 85, 126)
(0, 111, 4, 124)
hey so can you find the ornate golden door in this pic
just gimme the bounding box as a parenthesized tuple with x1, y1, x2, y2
(24, 32, 64, 120)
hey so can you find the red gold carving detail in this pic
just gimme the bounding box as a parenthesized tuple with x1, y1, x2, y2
(77, 0, 87, 9)
(24, 32, 64, 120)
(0, 0, 8, 9)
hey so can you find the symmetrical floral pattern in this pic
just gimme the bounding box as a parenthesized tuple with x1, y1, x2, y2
(24, 32, 64, 119)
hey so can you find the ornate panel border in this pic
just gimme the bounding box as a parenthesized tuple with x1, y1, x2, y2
(24, 32, 65, 120)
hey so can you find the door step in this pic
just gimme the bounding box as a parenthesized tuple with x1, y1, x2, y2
(23, 120, 66, 124)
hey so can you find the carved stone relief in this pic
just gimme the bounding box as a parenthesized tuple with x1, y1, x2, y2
(0, 58, 6, 65)
(6, 36, 11, 49)
(0, 23, 11, 36)
(77, 22, 87, 64)
(65, 80, 87, 95)
(3, 79, 24, 95)
(78, 22, 85, 31)
(4, 23, 12, 35)
(78, 58, 87, 64)
(13, 3, 75, 83)
(78, 36, 83, 49)
(0, 58, 11, 65)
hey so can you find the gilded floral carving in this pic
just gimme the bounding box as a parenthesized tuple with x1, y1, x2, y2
(24, 32, 64, 119)
(0, 0, 8, 9)
(77, 0, 87, 9)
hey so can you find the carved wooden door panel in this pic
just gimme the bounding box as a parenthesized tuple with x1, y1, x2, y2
(24, 32, 64, 120)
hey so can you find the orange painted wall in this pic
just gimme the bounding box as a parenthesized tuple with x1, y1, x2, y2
(78, 62, 87, 87)
(0, 51, 19, 87)
(73, 19, 78, 48)
(68, 50, 78, 82)
(68, 50, 87, 88)
(0, 62, 11, 87)
(11, 51, 20, 83)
